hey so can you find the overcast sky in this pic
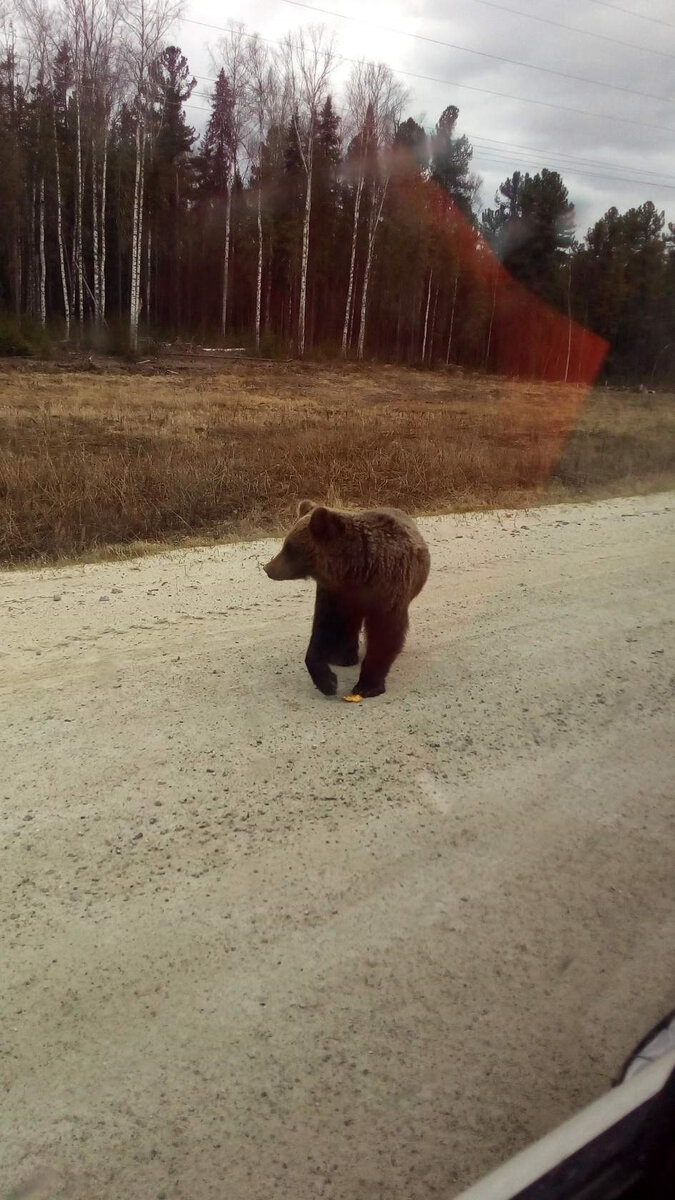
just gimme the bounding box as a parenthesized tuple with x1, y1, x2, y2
(175, 0, 675, 236)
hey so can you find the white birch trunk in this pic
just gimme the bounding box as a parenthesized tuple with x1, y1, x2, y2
(75, 90, 84, 325)
(221, 175, 232, 338)
(136, 130, 146, 333)
(356, 226, 374, 361)
(255, 178, 263, 352)
(100, 125, 108, 321)
(129, 115, 143, 349)
(13, 223, 22, 317)
(445, 270, 459, 365)
(421, 269, 433, 362)
(341, 171, 364, 355)
(53, 114, 70, 338)
(348, 272, 357, 347)
(265, 249, 272, 332)
(485, 265, 498, 367)
(70, 206, 77, 310)
(564, 260, 572, 383)
(356, 178, 388, 361)
(38, 175, 46, 328)
(91, 147, 100, 324)
(429, 285, 439, 363)
(298, 151, 313, 357)
(146, 222, 152, 326)
(28, 176, 36, 315)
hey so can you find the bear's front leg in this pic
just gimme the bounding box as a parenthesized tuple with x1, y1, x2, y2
(305, 647, 338, 696)
(304, 586, 340, 696)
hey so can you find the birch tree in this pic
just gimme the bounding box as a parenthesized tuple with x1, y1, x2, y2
(445, 265, 459, 365)
(121, 0, 178, 349)
(211, 24, 246, 340)
(243, 34, 279, 352)
(89, 0, 122, 324)
(280, 26, 334, 357)
(421, 268, 432, 361)
(340, 65, 370, 355)
(61, 0, 86, 328)
(353, 63, 406, 360)
(0, 16, 24, 316)
(17, 0, 52, 328)
(63, 0, 122, 326)
(51, 41, 72, 336)
(341, 62, 405, 354)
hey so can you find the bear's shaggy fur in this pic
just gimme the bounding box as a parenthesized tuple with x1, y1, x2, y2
(264, 501, 430, 698)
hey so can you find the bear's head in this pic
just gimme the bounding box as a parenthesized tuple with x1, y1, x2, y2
(263, 500, 347, 582)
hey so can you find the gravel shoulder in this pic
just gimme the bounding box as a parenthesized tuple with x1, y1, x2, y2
(2, 493, 674, 1200)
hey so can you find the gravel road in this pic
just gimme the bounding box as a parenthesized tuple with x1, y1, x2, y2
(2, 493, 674, 1200)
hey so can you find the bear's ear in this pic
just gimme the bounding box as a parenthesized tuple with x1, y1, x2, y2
(298, 499, 317, 517)
(309, 506, 343, 540)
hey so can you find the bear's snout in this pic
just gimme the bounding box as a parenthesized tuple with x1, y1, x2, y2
(263, 554, 287, 580)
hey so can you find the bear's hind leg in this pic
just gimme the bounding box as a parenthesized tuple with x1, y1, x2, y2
(353, 607, 409, 698)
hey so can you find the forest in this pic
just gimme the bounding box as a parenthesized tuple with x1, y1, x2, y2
(2, 0, 674, 383)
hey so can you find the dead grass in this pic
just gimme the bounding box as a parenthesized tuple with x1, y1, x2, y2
(1, 362, 673, 565)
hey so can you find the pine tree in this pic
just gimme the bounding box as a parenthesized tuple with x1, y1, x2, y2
(152, 46, 195, 163)
(149, 45, 195, 329)
(393, 117, 428, 173)
(501, 169, 575, 305)
(430, 106, 478, 220)
(578, 201, 667, 378)
(199, 68, 235, 336)
(311, 95, 341, 343)
(481, 171, 524, 253)
(199, 68, 232, 198)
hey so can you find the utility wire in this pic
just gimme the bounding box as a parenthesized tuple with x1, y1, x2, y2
(181, 17, 675, 136)
(452, 0, 673, 59)
(473, 149, 675, 190)
(279, 0, 675, 103)
(469, 134, 675, 184)
(185, 94, 675, 190)
(192, 73, 675, 183)
(584, 0, 675, 32)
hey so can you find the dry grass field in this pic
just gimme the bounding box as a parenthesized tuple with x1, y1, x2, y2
(1, 359, 673, 564)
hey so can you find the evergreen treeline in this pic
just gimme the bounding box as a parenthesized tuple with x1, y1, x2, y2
(1, 4, 673, 381)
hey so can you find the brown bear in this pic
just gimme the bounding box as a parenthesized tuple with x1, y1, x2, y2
(263, 501, 430, 699)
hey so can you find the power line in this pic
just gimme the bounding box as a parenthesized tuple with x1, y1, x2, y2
(182, 18, 277, 49)
(476, 156, 675, 192)
(181, 17, 675, 137)
(468, 134, 675, 185)
(473, 149, 675, 190)
(185, 95, 675, 191)
(190, 62, 675, 183)
(456, 0, 674, 59)
(193, 67, 667, 180)
(279, 0, 675, 103)
(195, 72, 675, 182)
(584, 0, 675, 32)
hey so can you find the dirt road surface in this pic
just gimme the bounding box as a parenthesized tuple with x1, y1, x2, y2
(2, 494, 674, 1200)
